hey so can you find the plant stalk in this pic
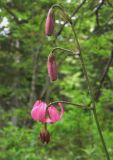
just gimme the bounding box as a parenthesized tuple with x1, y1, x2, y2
(71, 24, 110, 160)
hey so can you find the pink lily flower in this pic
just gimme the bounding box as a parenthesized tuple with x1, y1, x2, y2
(45, 8, 55, 36)
(31, 100, 64, 123)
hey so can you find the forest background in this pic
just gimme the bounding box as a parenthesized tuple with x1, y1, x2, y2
(0, 0, 113, 160)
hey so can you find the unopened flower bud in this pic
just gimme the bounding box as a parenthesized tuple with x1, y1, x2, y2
(40, 128, 50, 144)
(47, 54, 57, 81)
(45, 8, 55, 36)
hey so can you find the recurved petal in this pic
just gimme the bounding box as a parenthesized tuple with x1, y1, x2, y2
(47, 105, 61, 123)
(48, 106, 60, 123)
(31, 101, 47, 122)
(58, 102, 64, 118)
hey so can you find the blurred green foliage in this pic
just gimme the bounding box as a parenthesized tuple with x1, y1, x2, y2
(0, 0, 113, 159)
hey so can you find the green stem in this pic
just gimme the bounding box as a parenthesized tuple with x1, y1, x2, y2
(52, 4, 72, 24)
(51, 47, 75, 56)
(93, 107, 110, 159)
(71, 24, 110, 160)
(71, 25, 94, 103)
(47, 100, 91, 110)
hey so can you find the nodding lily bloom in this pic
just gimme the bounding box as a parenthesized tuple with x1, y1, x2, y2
(47, 54, 57, 81)
(31, 100, 64, 123)
(45, 8, 55, 36)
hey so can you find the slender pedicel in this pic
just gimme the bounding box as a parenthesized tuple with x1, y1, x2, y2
(51, 4, 72, 24)
(47, 101, 91, 110)
(51, 47, 75, 56)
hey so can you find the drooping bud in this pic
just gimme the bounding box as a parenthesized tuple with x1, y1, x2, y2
(45, 8, 55, 36)
(40, 128, 50, 144)
(47, 54, 57, 81)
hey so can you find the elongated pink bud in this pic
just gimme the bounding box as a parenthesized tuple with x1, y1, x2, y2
(47, 54, 57, 81)
(40, 128, 50, 144)
(45, 8, 54, 36)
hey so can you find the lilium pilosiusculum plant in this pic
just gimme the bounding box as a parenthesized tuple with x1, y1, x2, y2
(31, 100, 64, 143)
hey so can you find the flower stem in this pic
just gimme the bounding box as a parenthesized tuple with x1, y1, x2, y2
(51, 4, 72, 24)
(71, 25, 94, 103)
(51, 47, 75, 56)
(71, 24, 110, 160)
(93, 107, 110, 159)
(47, 100, 91, 110)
